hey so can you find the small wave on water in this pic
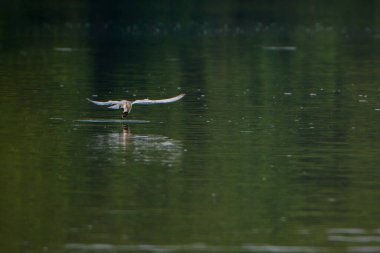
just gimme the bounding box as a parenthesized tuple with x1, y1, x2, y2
(62, 240, 380, 253)
(328, 228, 380, 243)
(54, 47, 74, 52)
(74, 119, 150, 124)
(61, 228, 380, 253)
(63, 243, 324, 253)
(262, 46, 297, 51)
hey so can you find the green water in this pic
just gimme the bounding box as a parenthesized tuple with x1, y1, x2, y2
(2, 1, 380, 252)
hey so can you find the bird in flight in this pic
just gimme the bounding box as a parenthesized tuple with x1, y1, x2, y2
(87, 93, 185, 118)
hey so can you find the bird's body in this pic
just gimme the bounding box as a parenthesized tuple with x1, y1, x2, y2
(87, 93, 185, 118)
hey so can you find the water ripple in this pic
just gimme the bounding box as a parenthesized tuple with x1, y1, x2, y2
(64, 243, 325, 253)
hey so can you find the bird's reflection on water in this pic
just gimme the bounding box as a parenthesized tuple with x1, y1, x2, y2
(92, 124, 183, 166)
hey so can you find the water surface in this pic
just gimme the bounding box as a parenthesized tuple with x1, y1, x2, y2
(2, 1, 380, 253)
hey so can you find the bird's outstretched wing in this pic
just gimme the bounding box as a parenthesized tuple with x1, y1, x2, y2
(87, 98, 123, 110)
(132, 93, 185, 105)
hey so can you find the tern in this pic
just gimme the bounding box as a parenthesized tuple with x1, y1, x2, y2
(87, 93, 185, 118)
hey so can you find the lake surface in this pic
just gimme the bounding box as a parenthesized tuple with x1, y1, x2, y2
(2, 1, 380, 253)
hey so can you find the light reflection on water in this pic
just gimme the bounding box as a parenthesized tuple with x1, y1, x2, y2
(62, 228, 380, 253)
(90, 125, 183, 166)
(64, 243, 324, 253)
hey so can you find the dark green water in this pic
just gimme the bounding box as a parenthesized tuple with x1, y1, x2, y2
(2, 1, 380, 252)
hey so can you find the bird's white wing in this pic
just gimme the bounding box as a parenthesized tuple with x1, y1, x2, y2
(87, 98, 123, 110)
(132, 94, 185, 105)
